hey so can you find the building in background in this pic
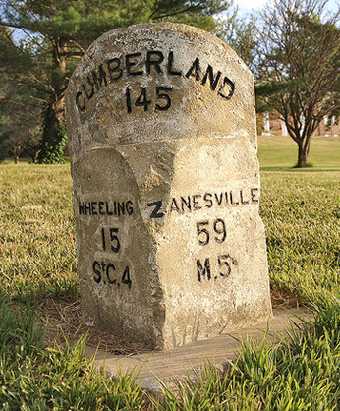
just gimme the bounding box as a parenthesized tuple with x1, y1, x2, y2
(258, 112, 339, 137)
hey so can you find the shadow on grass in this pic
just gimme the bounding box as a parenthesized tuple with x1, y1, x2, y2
(11, 278, 79, 306)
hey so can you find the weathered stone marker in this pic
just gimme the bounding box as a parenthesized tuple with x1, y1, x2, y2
(66, 23, 272, 350)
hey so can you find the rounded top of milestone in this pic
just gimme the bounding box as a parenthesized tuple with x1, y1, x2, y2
(66, 23, 256, 157)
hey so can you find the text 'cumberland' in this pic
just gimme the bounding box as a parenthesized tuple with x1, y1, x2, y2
(75, 50, 235, 113)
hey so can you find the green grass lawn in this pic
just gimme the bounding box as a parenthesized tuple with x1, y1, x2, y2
(258, 135, 340, 171)
(0, 136, 339, 409)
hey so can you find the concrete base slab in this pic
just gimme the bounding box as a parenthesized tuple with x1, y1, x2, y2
(87, 308, 312, 390)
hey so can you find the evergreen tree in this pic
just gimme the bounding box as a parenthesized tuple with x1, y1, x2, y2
(0, 27, 41, 162)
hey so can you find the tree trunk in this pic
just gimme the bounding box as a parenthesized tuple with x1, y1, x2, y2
(297, 143, 308, 168)
(37, 102, 66, 163)
(37, 38, 67, 164)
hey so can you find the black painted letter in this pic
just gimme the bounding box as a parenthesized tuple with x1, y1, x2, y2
(167, 51, 182, 76)
(201, 65, 221, 91)
(185, 58, 200, 81)
(197, 258, 211, 281)
(146, 50, 164, 75)
(218, 76, 235, 100)
(126, 53, 143, 76)
(107, 57, 123, 81)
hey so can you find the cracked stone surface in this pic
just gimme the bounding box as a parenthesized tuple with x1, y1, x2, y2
(65, 23, 272, 350)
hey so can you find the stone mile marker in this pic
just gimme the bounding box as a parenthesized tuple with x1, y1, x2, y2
(66, 23, 272, 351)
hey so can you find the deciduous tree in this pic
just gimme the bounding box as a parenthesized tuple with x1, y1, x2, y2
(257, 0, 340, 167)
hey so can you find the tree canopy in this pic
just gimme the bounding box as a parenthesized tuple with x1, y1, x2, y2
(256, 0, 340, 167)
(1, 0, 339, 167)
(0, 0, 232, 162)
